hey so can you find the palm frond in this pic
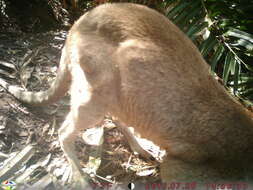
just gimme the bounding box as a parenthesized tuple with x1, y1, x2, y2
(165, 0, 253, 102)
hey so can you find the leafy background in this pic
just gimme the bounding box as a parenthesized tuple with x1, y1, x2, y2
(162, 0, 253, 106)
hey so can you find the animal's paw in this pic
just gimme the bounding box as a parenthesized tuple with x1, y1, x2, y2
(71, 177, 91, 190)
(65, 169, 92, 190)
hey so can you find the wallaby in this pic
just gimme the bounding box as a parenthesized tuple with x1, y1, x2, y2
(1, 2, 253, 189)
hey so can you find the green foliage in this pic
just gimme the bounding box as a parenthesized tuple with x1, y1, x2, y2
(163, 0, 253, 103)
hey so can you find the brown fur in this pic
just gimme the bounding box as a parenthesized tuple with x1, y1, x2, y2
(1, 3, 253, 187)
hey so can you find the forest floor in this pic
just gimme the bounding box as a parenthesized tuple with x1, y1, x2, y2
(0, 30, 162, 189)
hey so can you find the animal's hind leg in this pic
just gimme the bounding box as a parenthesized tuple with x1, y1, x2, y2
(58, 95, 106, 188)
(58, 108, 105, 188)
(58, 113, 84, 179)
(58, 41, 115, 188)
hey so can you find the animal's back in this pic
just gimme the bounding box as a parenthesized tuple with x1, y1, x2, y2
(60, 3, 253, 182)
(72, 3, 253, 160)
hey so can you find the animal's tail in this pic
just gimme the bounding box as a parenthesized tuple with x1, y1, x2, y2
(0, 47, 71, 106)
